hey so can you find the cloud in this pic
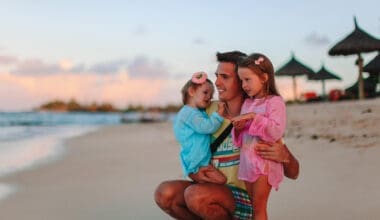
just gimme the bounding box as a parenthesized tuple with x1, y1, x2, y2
(11, 59, 63, 75)
(7, 55, 171, 79)
(0, 54, 179, 110)
(88, 59, 129, 74)
(193, 37, 206, 45)
(10, 58, 85, 75)
(304, 32, 331, 46)
(0, 55, 18, 65)
(0, 70, 180, 110)
(133, 25, 148, 36)
(59, 59, 74, 71)
(127, 56, 170, 79)
(89, 57, 171, 78)
(71, 64, 86, 73)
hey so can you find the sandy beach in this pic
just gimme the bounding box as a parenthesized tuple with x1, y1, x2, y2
(0, 98, 379, 219)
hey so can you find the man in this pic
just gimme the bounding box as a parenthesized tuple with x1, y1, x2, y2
(155, 51, 299, 219)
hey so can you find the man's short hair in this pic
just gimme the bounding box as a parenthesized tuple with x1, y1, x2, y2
(216, 51, 247, 65)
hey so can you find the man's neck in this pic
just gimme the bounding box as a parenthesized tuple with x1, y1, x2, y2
(226, 95, 244, 117)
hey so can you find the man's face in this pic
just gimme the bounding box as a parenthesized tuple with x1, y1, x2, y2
(214, 62, 242, 102)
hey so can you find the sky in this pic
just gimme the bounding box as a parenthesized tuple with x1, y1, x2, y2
(0, 0, 379, 111)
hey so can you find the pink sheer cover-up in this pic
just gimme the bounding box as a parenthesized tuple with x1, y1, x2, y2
(232, 95, 286, 190)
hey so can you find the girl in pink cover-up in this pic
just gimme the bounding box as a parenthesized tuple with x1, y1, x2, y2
(231, 53, 286, 220)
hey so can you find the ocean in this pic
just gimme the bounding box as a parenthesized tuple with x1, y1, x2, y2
(0, 111, 139, 200)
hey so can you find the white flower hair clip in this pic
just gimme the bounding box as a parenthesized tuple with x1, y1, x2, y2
(254, 56, 265, 65)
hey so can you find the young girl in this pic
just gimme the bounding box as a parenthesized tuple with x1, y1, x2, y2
(231, 53, 286, 220)
(173, 72, 227, 184)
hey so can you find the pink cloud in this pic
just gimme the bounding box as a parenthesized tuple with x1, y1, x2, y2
(0, 55, 18, 65)
(127, 56, 169, 78)
(0, 71, 179, 111)
(11, 59, 61, 75)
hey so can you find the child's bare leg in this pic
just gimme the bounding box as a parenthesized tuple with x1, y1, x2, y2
(244, 180, 253, 201)
(252, 176, 272, 220)
(244, 181, 254, 220)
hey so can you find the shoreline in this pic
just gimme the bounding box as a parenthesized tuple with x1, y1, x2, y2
(0, 123, 178, 220)
(0, 125, 100, 200)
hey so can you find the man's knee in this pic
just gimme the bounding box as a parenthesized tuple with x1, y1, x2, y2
(184, 184, 204, 208)
(154, 181, 175, 209)
(184, 184, 234, 220)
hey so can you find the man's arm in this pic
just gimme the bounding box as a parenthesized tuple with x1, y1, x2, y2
(255, 141, 299, 179)
(281, 144, 299, 179)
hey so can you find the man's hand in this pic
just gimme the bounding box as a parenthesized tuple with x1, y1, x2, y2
(255, 140, 300, 179)
(255, 140, 290, 163)
(217, 102, 230, 119)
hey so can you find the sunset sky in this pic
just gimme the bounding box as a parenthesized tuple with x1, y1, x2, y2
(0, 0, 379, 111)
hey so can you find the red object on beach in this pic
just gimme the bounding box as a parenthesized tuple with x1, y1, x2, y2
(329, 89, 343, 101)
(301, 91, 318, 101)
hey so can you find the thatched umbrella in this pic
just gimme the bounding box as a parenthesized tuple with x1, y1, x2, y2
(363, 53, 380, 74)
(276, 53, 315, 100)
(345, 75, 378, 98)
(363, 52, 380, 85)
(328, 17, 380, 99)
(309, 65, 342, 98)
